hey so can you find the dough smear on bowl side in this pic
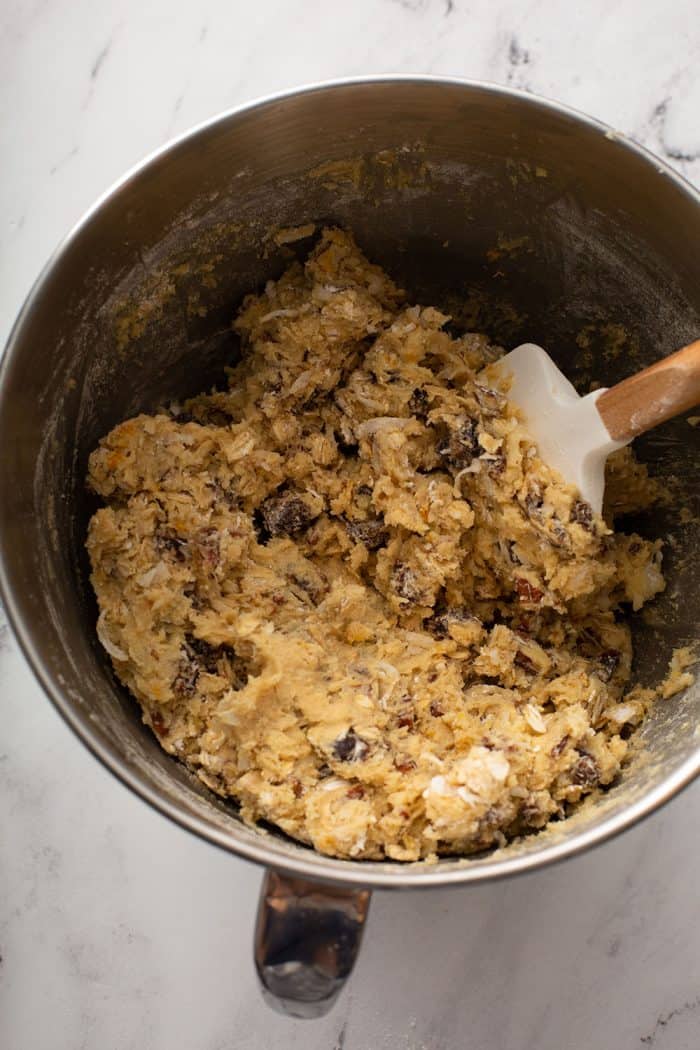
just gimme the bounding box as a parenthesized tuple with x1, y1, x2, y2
(86, 228, 684, 862)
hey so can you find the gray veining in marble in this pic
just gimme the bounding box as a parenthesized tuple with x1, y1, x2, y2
(1, 1, 700, 1047)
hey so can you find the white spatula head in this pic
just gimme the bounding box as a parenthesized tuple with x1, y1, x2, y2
(491, 344, 628, 516)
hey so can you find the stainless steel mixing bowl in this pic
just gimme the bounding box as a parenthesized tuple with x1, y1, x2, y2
(1, 77, 699, 1017)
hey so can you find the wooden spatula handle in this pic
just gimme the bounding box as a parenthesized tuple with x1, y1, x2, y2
(596, 339, 700, 442)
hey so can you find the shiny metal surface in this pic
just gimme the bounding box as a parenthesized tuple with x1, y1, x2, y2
(0, 79, 699, 905)
(254, 871, 370, 1017)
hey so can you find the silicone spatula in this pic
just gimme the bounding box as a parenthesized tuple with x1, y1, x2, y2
(491, 339, 700, 515)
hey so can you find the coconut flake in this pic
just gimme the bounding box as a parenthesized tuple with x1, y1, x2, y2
(96, 614, 128, 661)
(136, 561, 169, 588)
(607, 702, 641, 725)
(356, 416, 413, 438)
(523, 703, 547, 734)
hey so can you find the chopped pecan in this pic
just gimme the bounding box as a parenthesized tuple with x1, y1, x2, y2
(394, 756, 417, 774)
(514, 578, 544, 604)
(150, 711, 169, 738)
(332, 728, 370, 762)
(396, 710, 416, 729)
(429, 701, 444, 717)
(346, 784, 365, 799)
(291, 779, 304, 799)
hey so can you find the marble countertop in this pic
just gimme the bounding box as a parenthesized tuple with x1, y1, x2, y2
(2, 1, 700, 1047)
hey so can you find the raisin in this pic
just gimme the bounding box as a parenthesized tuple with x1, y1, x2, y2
(549, 521, 570, 548)
(524, 483, 544, 518)
(288, 570, 328, 606)
(429, 701, 444, 717)
(628, 540, 642, 554)
(346, 784, 365, 799)
(571, 752, 599, 786)
(514, 578, 544, 604)
(171, 408, 195, 424)
(394, 756, 417, 773)
(570, 500, 594, 529)
(391, 562, 425, 604)
(335, 432, 359, 456)
(521, 802, 542, 824)
(484, 452, 506, 477)
(155, 527, 188, 562)
(409, 388, 429, 417)
(426, 608, 468, 638)
(172, 652, 199, 698)
(437, 417, 480, 470)
(345, 518, 389, 550)
(260, 492, 317, 537)
(198, 406, 233, 427)
(595, 650, 621, 682)
(184, 635, 224, 673)
(208, 479, 238, 510)
(183, 635, 248, 689)
(317, 763, 333, 779)
(332, 728, 370, 762)
(551, 734, 570, 758)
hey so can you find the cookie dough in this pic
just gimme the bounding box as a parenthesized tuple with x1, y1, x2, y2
(87, 228, 668, 861)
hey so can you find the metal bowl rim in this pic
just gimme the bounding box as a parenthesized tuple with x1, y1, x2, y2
(2, 73, 699, 888)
